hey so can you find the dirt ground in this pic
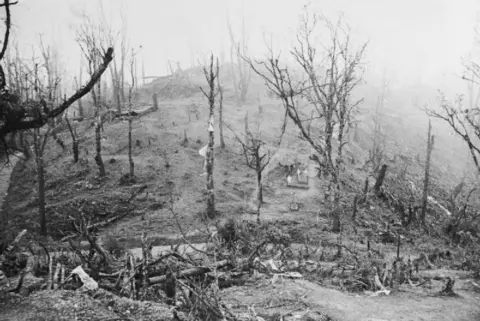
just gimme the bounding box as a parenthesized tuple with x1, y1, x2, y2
(222, 276, 480, 321)
(2, 91, 480, 320)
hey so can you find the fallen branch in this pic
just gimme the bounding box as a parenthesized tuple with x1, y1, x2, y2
(60, 214, 127, 242)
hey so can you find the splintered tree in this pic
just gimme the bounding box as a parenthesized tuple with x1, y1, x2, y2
(367, 76, 389, 172)
(420, 119, 435, 224)
(245, 8, 367, 231)
(76, 17, 108, 177)
(200, 54, 220, 218)
(226, 14, 252, 105)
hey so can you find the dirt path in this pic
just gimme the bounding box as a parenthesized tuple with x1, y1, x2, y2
(222, 277, 480, 321)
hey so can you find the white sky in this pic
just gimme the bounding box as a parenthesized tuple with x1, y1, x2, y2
(8, 0, 480, 92)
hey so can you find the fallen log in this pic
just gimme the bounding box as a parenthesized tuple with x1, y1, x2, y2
(149, 259, 230, 285)
(115, 105, 156, 118)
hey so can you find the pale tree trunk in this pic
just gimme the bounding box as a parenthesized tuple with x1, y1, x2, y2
(202, 55, 218, 219)
(218, 85, 225, 149)
(421, 120, 435, 224)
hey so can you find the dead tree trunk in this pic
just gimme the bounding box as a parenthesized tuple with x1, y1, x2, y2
(111, 60, 122, 113)
(94, 115, 105, 176)
(152, 93, 159, 111)
(374, 164, 388, 194)
(50, 128, 65, 151)
(421, 120, 435, 224)
(201, 55, 219, 219)
(33, 127, 50, 236)
(256, 169, 263, 204)
(64, 114, 79, 162)
(93, 86, 106, 177)
(128, 50, 135, 179)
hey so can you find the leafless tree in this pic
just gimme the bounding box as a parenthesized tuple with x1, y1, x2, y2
(367, 76, 389, 172)
(127, 49, 136, 179)
(429, 92, 480, 176)
(200, 54, 220, 219)
(227, 109, 285, 223)
(108, 10, 128, 113)
(0, 0, 114, 141)
(420, 120, 435, 224)
(38, 37, 67, 151)
(31, 125, 51, 235)
(226, 14, 252, 105)
(217, 62, 225, 149)
(64, 112, 80, 162)
(76, 16, 110, 177)
(244, 8, 367, 231)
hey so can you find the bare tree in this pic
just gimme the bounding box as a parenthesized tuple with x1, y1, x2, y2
(75, 62, 85, 118)
(244, 9, 367, 231)
(31, 126, 51, 235)
(367, 76, 389, 172)
(429, 92, 480, 175)
(0, 1, 113, 140)
(420, 119, 435, 224)
(217, 62, 226, 149)
(127, 49, 136, 179)
(226, 14, 252, 105)
(38, 37, 66, 151)
(109, 13, 128, 113)
(227, 109, 285, 222)
(76, 16, 109, 177)
(200, 54, 220, 219)
(64, 112, 80, 162)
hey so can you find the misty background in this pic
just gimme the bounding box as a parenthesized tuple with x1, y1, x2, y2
(11, 0, 480, 92)
(8, 0, 480, 178)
